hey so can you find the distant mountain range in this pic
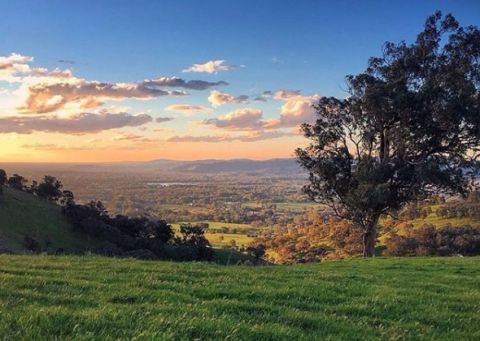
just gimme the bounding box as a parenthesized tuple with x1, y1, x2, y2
(2, 158, 303, 175)
(151, 158, 301, 174)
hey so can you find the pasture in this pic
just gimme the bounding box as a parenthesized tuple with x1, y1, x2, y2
(0, 255, 478, 340)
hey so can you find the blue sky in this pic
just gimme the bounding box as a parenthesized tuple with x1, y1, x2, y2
(0, 1, 479, 161)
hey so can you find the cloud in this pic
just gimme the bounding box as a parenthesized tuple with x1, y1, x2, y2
(58, 59, 75, 65)
(253, 96, 267, 102)
(0, 53, 33, 71)
(0, 53, 34, 81)
(271, 56, 284, 65)
(203, 108, 265, 131)
(21, 143, 97, 151)
(167, 135, 231, 143)
(0, 53, 229, 114)
(165, 104, 212, 114)
(113, 132, 159, 143)
(167, 130, 295, 143)
(155, 116, 174, 123)
(142, 77, 228, 90)
(30, 67, 73, 78)
(18, 77, 228, 114)
(237, 130, 297, 142)
(0, 112, 152, 134)
(251, 90, 275, 102)
(269, 91, 320, 128)
(208, 90, 249, 107)
(0, 53, 73, 84)
(183, 60, 234, 74)
(273, 90, 301, 100)
(18, 81, 174, 114)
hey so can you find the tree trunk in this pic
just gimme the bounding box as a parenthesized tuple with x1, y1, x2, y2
(362, 221, 377, 257)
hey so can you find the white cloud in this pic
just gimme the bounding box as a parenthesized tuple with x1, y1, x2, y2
(269, 91, 320, 128)
(165, 104, 212, 114)
(0, 53, 228, 114)
(203, 108, 264, 131)
(183, 60, 234, 74)
(208, 90, 248, 107)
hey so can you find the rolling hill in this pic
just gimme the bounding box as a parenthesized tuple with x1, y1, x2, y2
(0, 187, 98, 253)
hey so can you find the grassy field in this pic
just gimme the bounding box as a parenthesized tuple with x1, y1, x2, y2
(205, 232, 253, 248)
(172, 221, 253, 230)
(0, 255, 478, 340)
(382, 203, 480, 232)
(172, 221, 256, 248)
(0, 188, 98, 252)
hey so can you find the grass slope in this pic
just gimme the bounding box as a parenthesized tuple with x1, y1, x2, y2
(0, 187, 98, 252)
(0, 255, 478, 340)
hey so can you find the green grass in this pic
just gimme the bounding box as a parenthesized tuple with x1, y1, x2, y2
(274, 202, 319, 211)
(205, 232, 253, 248)
(172, 221, 256, 248)
(0, 188, 98, 253)
(383, 204, 480, 231)
(0, 255, 478, 340)
(173, 221, 254, 230)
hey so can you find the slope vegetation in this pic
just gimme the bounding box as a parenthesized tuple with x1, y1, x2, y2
(0, 187, 97, 253)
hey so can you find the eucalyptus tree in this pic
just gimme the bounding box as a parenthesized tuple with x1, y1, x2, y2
(297, 12, 480, 256)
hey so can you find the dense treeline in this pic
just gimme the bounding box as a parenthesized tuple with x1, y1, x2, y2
(385, 225, 480, 256)
(436, 192, 480, 219)
(0, 170, 212, 261)
(250, 217, 363, 264)
(250, 199, 480, 263)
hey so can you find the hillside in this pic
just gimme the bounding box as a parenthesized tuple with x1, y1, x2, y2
(0, 187, 98, 253)
(0, 255, 478, 340)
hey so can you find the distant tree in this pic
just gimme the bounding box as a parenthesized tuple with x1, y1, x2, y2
(59, 190, 75, 207)
(36, 175, 63, 201)
(246, 243, 266, 260)
(0, 169, 6, 194)
(26, 180, 38, 194)
(297, 12, 480, 256)
(7, 174, 27, 191)
(174, 223, 212, 260)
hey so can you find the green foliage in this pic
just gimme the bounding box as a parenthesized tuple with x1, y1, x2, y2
(0, 255, 479, 339)
(0, 169, 6, 188)
(7, 174, 27, 191)
(35, 175, 63, 201)
(297, 12, 480, 256)
(0, 187, 98, 253)
(385, 225, 480, 256)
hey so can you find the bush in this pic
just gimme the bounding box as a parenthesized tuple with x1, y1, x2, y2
(385, 225, 480, 256)
(23, 234, 42, 253)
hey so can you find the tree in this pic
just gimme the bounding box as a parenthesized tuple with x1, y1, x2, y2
(0, 169, 6, 194)
(59, 190, 75, 207)
(36, 175, 63, 201)
(7, 174, 27, 191)
(296, 12, 480, 257)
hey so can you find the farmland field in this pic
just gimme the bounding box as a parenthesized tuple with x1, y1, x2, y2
(0, 255, 479, 340)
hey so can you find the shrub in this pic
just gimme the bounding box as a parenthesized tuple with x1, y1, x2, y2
(23, 234, 42, 253)
(385, 225, 480, 256)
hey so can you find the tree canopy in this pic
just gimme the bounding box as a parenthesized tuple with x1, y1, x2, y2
(296, 12, 480, 256)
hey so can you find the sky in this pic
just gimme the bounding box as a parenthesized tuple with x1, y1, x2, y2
(0, 0, 479, 162)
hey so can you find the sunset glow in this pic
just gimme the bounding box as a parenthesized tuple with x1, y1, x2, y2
(1, 1, 478, 162)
